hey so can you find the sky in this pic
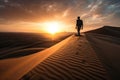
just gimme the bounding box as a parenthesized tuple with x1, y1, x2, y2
(0, 0, 120, 33)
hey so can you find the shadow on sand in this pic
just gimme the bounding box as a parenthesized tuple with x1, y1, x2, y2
(0, 32, 72, 60)
(74, 33, 84, 37)
(0, 48, 45, 60)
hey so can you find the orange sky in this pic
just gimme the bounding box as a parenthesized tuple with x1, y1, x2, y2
(0, 0, 120, 33)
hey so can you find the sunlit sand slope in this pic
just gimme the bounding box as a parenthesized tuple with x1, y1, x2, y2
(0, 35, 71, 80)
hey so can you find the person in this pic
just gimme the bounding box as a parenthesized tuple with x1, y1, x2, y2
(76, 16, 83, 36)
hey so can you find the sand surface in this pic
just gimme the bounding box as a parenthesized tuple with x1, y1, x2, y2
(21, 35, 109, 80)
(86, 26, 120, 80)
(0, 35, 72, 80)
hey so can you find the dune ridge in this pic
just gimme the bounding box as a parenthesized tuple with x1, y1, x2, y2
(0, 35, 72, 80)
(21, 35, 109, 80)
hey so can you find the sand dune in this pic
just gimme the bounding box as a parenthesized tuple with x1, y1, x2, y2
(1, 26, 120, 80)
(21, 35, 109, 80)
(0, 35, 72, 80)
(86, 26, 120, 80)
(0, 32, 71, 59)
(0, 48, 45, 59)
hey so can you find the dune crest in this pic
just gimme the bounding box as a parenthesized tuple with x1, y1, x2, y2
(21, 35, 109, 80)
(0, 35, 72, 80)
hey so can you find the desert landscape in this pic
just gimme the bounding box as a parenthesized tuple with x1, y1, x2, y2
(0, 0, 120, 80)
(0, 26, 120, 80)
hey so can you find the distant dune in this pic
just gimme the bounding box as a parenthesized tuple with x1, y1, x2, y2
(0, 32, 71, 59)
(86, 26, 120, 80)
(86, 26, 120, 38)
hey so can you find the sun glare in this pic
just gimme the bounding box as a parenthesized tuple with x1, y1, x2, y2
(44, 21, 60, 34)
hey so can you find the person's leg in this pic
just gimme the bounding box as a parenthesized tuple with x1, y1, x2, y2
(78, 27, 80, 36)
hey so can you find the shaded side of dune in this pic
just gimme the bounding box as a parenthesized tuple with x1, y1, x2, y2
(0, 32, 72, 59)
(85, 26, 120, 80)
(86, 26, 120, 38)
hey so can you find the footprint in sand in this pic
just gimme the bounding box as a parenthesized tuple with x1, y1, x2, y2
(81, 60, 86, 64)
(75, 52, 79, 55)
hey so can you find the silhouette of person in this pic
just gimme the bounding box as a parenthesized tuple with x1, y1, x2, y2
(76, 16, 83, 36)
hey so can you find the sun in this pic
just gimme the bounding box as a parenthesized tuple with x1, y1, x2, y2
(44, 21, 60, 34)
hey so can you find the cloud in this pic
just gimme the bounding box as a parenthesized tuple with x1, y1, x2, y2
(0, 0, 120, 27)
